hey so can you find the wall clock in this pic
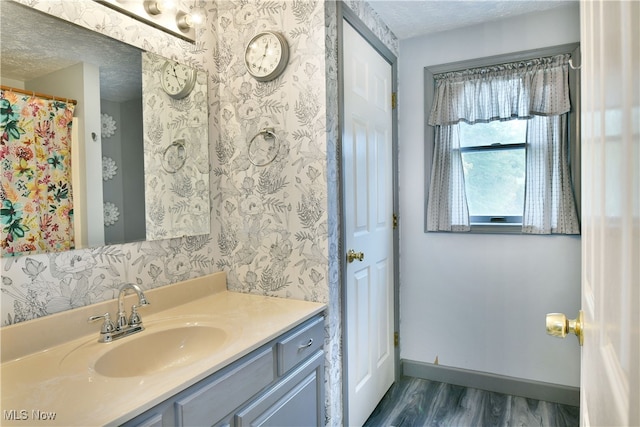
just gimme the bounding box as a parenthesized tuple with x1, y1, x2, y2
(244, 31, 289, 82)
(161, 60, 197, 99)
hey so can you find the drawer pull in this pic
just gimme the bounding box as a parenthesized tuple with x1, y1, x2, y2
(298, 339, 313, 350)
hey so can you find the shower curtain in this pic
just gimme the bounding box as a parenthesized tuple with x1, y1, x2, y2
(1, 89, 76, 256)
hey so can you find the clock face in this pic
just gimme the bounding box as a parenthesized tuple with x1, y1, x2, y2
(161, 61, 196, 99)
(245, 32, 289, 81)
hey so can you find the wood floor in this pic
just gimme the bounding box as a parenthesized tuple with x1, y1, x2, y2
(363, 377, 579, 426)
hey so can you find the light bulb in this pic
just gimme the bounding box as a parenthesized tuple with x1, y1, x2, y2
(160, 0, 175, 12)
(176, 12, 194, 30)
(190, 11, 204, 26)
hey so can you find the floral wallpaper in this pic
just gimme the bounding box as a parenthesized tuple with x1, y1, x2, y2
(214, 0, 328, 301)
(0, 1, 397, 426)
(141, 52, 210, 241)
(212, 1, 337, 421)
(211, 2, 396, 425)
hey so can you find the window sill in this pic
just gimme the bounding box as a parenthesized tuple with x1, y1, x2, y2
(469, 223, 523, 234)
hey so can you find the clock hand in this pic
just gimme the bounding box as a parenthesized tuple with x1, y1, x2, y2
(257, 40, 270, 70)
(171, 67, 188, 84)
(165, 66, 179, 85)
(252, 41, 269, 70)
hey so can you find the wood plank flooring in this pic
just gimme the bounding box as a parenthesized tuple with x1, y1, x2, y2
(363, 377, 579, 426)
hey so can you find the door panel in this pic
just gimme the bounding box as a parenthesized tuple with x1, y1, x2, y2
(375, 129, 388, 226)
(375, 260, 391, 365)
(353, 118, 369, 231)
(353, 267, 371, 388)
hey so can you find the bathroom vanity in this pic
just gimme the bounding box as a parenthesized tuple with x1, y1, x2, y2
(0, 272, 326, 426)
(124, 315, 324, 426)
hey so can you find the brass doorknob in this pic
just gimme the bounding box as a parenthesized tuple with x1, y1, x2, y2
(346, 249, 364, 263)
(546, 311, 583, 346)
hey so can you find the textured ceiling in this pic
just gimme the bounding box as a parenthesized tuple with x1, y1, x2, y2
(1, 1, 577, 101)
(0, 1, 142, 102)
(367, 0, 578, 40)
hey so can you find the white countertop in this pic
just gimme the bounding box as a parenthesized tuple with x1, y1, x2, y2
(0, 272, 326, 426)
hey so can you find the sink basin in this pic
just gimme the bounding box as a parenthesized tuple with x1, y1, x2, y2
(93, 325, 227, 378)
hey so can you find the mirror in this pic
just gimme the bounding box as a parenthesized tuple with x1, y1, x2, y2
(140, 52, 210, 241)
(0, 1, 209, 257)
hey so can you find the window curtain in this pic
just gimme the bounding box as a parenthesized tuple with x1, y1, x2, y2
(426, 54, 580, 234)
(1, 89, 76, 256)
(426, 124, 470, 231)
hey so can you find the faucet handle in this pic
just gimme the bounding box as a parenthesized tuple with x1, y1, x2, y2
(88, 313, 116, 335)
(129, 305, 143, 327)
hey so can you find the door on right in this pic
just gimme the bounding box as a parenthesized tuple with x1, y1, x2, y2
(579, 0, 639, 425)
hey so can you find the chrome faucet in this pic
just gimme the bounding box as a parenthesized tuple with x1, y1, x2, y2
(88, 283, 150, 343)
(117, 283, 149, 330)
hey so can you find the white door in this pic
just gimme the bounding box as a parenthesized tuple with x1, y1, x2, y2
(343, 21, 395, 427)
(579, 0, 639, 425)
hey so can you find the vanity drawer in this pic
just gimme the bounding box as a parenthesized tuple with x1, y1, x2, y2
(174, 347, 274, 426)
(276, 316, 324, 376)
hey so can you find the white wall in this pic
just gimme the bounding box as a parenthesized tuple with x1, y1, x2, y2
(101, 100, 125, 245)
(0, 77, 24, 88)
(398, 4, 582, 387)
(100, 98, 144, 245)
(120, 98, 145, 243)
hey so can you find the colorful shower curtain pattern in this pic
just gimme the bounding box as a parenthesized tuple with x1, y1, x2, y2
(1, 89, 76, 256)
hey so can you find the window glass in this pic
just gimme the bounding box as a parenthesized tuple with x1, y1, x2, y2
(461, 149, 525, 217)
(459, 120, 527, 147)
(459, 120, 527, 220)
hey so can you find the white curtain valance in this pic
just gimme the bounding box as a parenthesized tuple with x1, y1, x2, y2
(428, 54, 571, 126)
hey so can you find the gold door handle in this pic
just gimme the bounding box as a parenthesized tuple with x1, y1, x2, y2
(546, 310, 583, 346)
(346, 249, 364, 263)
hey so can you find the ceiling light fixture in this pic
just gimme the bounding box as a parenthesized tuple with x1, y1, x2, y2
(95, 0, 196, 43)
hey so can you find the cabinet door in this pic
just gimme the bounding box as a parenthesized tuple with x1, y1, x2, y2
(131, 413, 163, 427)
(175, 347, 274, 426)
(235, 351, 324, 427)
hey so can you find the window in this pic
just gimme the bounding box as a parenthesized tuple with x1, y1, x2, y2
(424, 46, 581, 235)
(459, 120, 526, 224)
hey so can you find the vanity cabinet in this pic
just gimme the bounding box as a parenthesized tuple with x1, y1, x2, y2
(123, 315, 325, 427)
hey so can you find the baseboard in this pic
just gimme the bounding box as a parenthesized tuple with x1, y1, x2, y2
(401, 359, 580, 407)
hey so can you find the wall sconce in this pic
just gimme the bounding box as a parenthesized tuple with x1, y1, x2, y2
(96, 0, 196, 43)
